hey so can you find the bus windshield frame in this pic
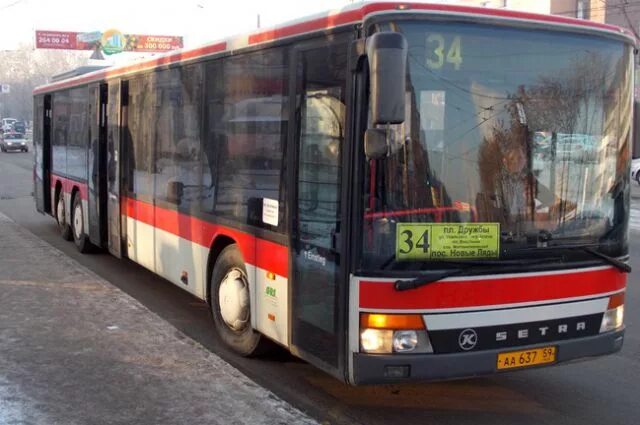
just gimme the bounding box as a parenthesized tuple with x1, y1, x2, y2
(359, 18, 634, 272)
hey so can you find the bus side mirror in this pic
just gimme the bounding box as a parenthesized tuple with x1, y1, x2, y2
(364, 128, 388, 160)
(167, 181, 184, 205)
(366, 32, 408, 126)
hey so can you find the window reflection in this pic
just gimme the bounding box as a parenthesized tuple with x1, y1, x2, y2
(203, 49, 288, 230)
(362, 21, 632, 268)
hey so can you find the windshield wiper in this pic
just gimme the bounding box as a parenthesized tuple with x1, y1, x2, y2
(394, 257, 563, 292)
(573, 247, 631, 273)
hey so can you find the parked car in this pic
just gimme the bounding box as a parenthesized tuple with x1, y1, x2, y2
(0, 132, 28, 152)
(631, 158, 640, 185)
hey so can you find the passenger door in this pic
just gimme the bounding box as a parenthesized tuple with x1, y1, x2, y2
(33, 95, 51, 214)
(289, 36, 350, 373)
(106, 81, 123, 258)
(88, 83, 108, 246)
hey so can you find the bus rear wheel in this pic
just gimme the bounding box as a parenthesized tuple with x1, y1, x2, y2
(210, 244, 272, 357)
(71, 194, 92, 253)
(56, 194, 72, 241)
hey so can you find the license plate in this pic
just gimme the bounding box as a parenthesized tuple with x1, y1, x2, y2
(496, 346, 556, 370)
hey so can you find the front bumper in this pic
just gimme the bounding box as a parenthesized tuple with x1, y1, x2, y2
(3, 144, 26, 151)
(352, 329, 624, 384)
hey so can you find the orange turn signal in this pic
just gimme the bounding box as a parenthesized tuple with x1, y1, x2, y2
(360, 313, 424, 330)
(608, 292, 625, 309)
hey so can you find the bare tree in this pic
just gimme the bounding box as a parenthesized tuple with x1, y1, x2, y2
(0, 45, 88, 121)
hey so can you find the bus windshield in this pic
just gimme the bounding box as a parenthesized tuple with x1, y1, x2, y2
(361, 21, 633, 270)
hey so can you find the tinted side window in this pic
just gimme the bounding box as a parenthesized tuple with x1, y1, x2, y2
(154, 65, 203, 210)
(204, 48, 288, 231)
(125, 75, 155, 198)
(52, 91, 70, 176)
(202, 60, 223, 214)
(66, 87, 89, 180)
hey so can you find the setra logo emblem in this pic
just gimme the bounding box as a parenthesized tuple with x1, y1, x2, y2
(458, 328, 478, 350)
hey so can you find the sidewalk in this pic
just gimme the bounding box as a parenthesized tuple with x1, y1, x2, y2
(0, 213, 316, 425)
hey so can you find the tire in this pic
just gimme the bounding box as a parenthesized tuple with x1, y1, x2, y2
(210, 244, 272, 357)
(636, 172, 640, 186)
(71, 193, 92, 253)
(56, 193, 73, 241)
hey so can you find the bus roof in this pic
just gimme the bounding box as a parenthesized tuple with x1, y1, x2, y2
(33, 1, 635, 96)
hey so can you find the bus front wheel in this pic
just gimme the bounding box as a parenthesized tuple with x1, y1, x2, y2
(210, 244, 272, 357)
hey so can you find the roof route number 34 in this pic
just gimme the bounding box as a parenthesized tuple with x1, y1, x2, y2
(426, 34, 463, 70)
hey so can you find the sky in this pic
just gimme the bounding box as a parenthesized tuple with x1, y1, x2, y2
(0, 0, 411, 62)
(0, 0, 360, 64)
(0, 1, 458, 46)
(0, 0, 457, 67)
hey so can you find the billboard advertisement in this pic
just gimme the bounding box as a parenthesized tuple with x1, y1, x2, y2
(35, 30, 183, 54)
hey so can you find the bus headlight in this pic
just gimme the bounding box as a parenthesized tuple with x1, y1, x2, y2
(360, 314, 433, 354)
(361, 329, 393, 353)
(600, 293, 624, 333)
(600, 305, 624, 333)
(393, 330, 418, 352)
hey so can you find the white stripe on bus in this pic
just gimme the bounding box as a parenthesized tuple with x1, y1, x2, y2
(421, 298, 609, 330)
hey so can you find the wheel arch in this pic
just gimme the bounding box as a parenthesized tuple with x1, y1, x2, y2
(70, 185, 80, 204)
(206, 234, 237, 305)
(54, 180, 63, 213)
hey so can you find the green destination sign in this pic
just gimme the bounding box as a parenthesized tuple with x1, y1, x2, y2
(396, 223, 500, 260)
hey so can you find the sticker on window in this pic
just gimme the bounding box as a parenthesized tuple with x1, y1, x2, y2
(396, 223, 500, 260)
(262, 198, 279, 226)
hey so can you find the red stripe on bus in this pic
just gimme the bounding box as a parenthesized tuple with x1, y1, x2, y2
(123, 197, 288, 277)
(50, 174, 88, 201)
(248, 9, 362, 44)
(372, 2, 627, 33)
(248, 2, 626, 44)
(359, 267, 626, 310)
(34, 3, 632, 96)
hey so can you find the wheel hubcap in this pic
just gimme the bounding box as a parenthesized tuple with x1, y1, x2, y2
(73, 203, 83, 239)
(218, 268, 250, 331)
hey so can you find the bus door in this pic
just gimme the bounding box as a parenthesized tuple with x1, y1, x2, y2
(88, 83, 108, 247)
(34, 95, 52, 214)
(106, 81, 124, 258)
(289, 36, 350, 376)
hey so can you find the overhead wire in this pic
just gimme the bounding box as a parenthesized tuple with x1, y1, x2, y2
(0, 0, 24, 10)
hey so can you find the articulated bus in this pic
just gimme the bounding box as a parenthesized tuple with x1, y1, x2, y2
(33, 2, 634, 384)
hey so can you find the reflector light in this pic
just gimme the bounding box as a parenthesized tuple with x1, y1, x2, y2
(384, 365, 410, 378)
(360, 313, 424, 330)
(266, 271, 276, 281)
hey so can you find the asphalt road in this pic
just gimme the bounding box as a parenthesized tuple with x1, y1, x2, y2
(1, 149, 638, 425)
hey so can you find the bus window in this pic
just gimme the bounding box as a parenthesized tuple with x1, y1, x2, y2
(203, 48, 288, 231)
(125, 76, 155, 199)
(154, 65, 204, 211)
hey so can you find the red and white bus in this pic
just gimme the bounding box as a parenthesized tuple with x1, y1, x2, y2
(33, 2, 634, 384)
